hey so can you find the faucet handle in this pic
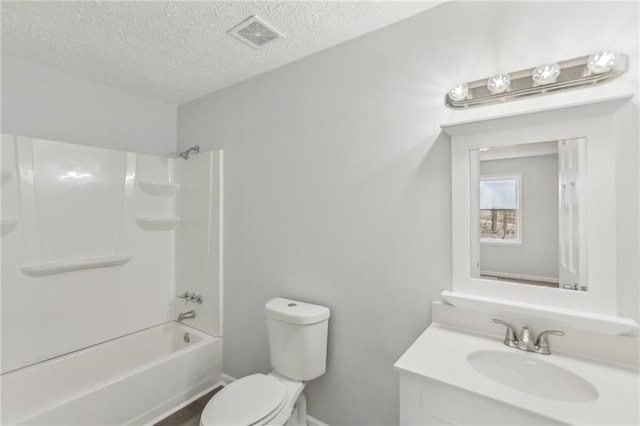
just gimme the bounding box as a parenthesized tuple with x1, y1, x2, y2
(534, 330, 564, 355)
(492, 318, 519, 348)
(177, 291, 194, 305)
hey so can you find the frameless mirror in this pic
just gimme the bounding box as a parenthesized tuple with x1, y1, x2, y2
(469, 139, 587, 291)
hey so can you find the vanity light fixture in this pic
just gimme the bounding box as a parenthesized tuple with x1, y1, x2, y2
(445, 51, 628, 109)
(448, 83, 470, 101)
(532, 63, 561, 86)
(586, 51, 617, 75)
(487, 74, 511, 94)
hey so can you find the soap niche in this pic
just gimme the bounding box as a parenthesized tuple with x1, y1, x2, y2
(135, 154, 181, 231)
(137, 181, 181, 197)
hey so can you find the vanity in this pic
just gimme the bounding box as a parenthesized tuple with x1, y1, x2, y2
(396, 94, 640, 425)
(394, 319, 639, 425)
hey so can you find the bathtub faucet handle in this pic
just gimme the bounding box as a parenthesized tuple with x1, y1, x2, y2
(176, 291, 202, 305)
(176, 291, 191, 305)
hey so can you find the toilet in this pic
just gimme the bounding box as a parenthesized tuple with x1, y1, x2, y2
(200, 297, 330, 426)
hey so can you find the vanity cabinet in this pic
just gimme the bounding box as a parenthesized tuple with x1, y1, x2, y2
(395, 323, 639, 426)
(399, 373, 561, 426)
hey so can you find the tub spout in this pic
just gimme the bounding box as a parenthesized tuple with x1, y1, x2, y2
(178, 310, 196, 321)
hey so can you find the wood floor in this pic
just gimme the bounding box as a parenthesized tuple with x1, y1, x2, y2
(154, 387, 222, 426)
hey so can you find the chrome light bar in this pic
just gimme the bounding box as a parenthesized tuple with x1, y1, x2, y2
(445, 52, 628, 109)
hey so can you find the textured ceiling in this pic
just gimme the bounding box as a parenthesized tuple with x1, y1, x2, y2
(1, 1, 443, 104)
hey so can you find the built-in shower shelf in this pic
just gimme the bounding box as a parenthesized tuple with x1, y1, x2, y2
(1, 171, 14, 186)
(21, 254, 133, 277)
(1, 219, 19, 237)
(135, 217, 181, 230)
(137, 181, 181, 196)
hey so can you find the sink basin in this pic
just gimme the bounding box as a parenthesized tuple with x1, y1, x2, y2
(467, 350, 598, 402)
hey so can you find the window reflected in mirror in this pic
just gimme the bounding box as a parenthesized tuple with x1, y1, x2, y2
(470, 139, 587, 291)
(479, 175, 521, 244)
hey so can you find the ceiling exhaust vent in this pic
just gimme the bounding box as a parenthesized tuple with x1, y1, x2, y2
(228, 16, 284, 49)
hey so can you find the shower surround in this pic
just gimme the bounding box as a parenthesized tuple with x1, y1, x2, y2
(0, 134, 223, 423)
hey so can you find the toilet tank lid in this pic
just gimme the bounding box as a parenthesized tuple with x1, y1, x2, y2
(265, 297, 330, 325)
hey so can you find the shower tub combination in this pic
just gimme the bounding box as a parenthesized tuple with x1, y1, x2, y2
(1, 322, 221, 425)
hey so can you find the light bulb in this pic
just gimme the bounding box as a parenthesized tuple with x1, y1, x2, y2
(587, 51, 617, 74)
(532, 63, 561, 86)
(487, 74, 511, 94)
(448, 83, 470, 101)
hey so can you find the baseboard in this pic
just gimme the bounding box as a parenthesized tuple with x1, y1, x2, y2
(307, 415, 329, 426)
(221, 372, 328, 426)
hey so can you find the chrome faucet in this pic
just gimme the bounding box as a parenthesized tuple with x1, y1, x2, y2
(492, 319, 564, 355)
(176, 291, 203, 305)
(517, 326, 533, 351)
(178, 145, 200, 160)
(178, 310, 196, 321)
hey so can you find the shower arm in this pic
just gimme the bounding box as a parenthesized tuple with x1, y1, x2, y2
(178, 145, 200, 160)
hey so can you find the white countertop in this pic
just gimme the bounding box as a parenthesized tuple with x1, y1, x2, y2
(394, 324, 639, 425)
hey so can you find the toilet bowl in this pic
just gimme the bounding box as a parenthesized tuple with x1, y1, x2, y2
(200, 373, 305, 426)
(200, 297, 330, 426)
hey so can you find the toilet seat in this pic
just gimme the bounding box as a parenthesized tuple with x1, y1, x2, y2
(200, 374, 287, 426)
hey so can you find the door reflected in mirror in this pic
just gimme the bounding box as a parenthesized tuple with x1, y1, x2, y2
(470, 139, 587, 291)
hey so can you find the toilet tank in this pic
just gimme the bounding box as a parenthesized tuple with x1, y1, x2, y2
(264, 297, 330, 381)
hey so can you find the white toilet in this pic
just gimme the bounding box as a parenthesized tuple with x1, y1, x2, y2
(200, 297, 330, 426)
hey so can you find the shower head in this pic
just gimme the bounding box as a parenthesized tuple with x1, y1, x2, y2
(179, 145, 200, 160)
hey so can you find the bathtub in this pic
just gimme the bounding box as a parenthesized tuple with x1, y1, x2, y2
(1, 322, 222, 425)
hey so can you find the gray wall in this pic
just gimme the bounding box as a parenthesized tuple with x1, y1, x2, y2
(1, 56, 176, 155)
(480, 155, 559, 280)
(177, 2, 638, 424)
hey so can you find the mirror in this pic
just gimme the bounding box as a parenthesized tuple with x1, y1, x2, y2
(445, 97, 636, 327)
(469, 139, 587, 291)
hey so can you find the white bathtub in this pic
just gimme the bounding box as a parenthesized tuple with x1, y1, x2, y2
(1, 322, 222, 425)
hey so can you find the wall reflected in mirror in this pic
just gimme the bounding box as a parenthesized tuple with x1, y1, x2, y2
(470, 138, 587, 291)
